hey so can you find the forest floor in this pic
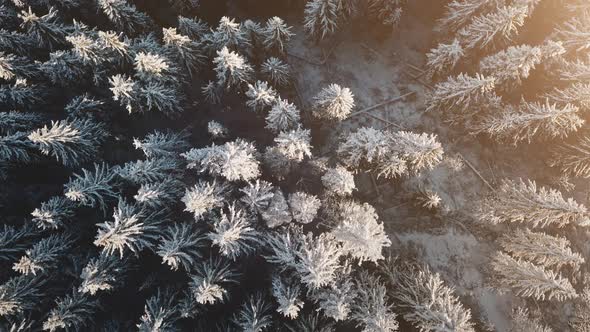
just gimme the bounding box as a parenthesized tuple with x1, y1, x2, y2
(279, 5, 584, 332)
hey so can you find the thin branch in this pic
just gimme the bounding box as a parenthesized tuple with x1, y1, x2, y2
(349, 92, 415, 118)
(458, 153, 494, 191)
(403, 70, 434, 90)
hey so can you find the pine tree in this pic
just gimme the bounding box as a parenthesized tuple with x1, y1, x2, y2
(79, 253, 128, 295)
(0, 29, 34, 56)
(201, 80, 222, 104)
(0, 111, 43, 134)
(231, 293, 273, 332)
(312, 84, 355, 121)
(27, 119, 106, 167)
(263, 227, 302, 271)
(271, 276, 304, 319)
(330, 200, 391, 264)
(0, 275, 44, 316)
(182, 180, 227, 220)
(477, 100, 583, 144)
(97, 0, 153, 36)
(546, 82, 590, 111)
(18, 7, 67, 50)
(134, 51, 172, 81)
(491, 252, 578, 301)
(294, 232, 342, 289)
(310, 273, 355, 321)
(109, 74, 137, 112)
(208, 203, 262, 260)
(274, 127, 312, 162)
(261, 57, 291, 87)
(426, 73, 497, 114)
(0, 131, 36, 162)
(13, 233, 73, 276)
(207, 120, 228, 138)
(558, 55, 590, 82)
(0, 223, 39, 261)
(182, 139, 261, 182)
(64, 163, 118, 211)
(550, 136, 590, 178)
(304, 0, 340, 41)
(509, 307, 554, 332)
(322, 166, 356, 196)
(189, 256, 238, 305)
(555, 14, 590, 53)
(116, 158, 178, 185)
(386, 264, 475, 332)
(426, 39, 464, 77)
(288, 192, 321, 224)
(240, 180, 275, 213)
(242, 19, 265, 55)
(94, 199, 163, 257)
(245, 81, 277, 112)
(40, 51, 88, 86)
(499, 229, 584, 271)
(351, 271, 399, 332)
(413, 188, 443, 211)
(261, 190, 292, 228)
(64, 94, 106, 120)
(436, 0, 504, 33)
(157, 222, 207, 271)
(480, 42, 565, 90)
(457, 5, 528, 51)
(367, 0, 404, 28)
(134, 178, 183, 209)
(66, 33, 102, 65)
(285, 312, 336, 332)
(477, 178, 590, 228)
(178, 16, 209, 41)
(133, 130, 189, 159)
(0, 52, 37, 80)
(391, 131, 444, 173)
(210, 16, 249, 50)
(570, 287, 590, 332)
(137, 80, 184, 116)
(213, 46, 254, 90)
(97, 30, 129, 60)
(262, 16, 294, 53)
(43, 291, 98, 332)
(137, 289, 179, 331)
(266, 97, 301, 133)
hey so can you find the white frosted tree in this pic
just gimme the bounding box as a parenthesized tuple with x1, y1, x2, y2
(312, 84, 355, 121)
(109, 74, 136, 112)
(391, 131, 444, 173)
(43, 291, 98, 332)
(240, 180, 275, 213)
(231, 293, 273, 332)
(64, 163, 117, 211)
(97, 0, 152, 35)
(263, 227, 302, 270)
(94, 199, 162, 257)
(499, 229, 584, 271)
(207, 120, 228, 138)
(13, 233, 73, 276)
(271, 276, 304, 319)
(182, 180, 227, 220)
(426, 73, 497, 114)
(0, 275, 45, 317)
(293, 232, 342, 289)
(261, 57, 291, 87)
(457, 5, 528, 51)
(79, 254, 127, 295)
(351, 271, 399, 332)
(31, 196, 75, 230)
(477, 178, 590, 228)
(182, 139, 260, 181)
(266, 97, 301, 133)
(133, 130, 189, 159)
(570, 287, 590, 332)
(436, 0, 505, 33)
(162, 27, 205, 78)
(304, 0, 340, 41)
(134, 52, 172, 81)
(555, 14, 590, 53)
(509, 307, 554, 332)
(389, 264, 475, 332)
(330, 201, 391, 264)
(426, 39, 464, 77)
(480, 42, 565, 90)
(546, 82, 590, 111)
(210, 16, 249, 50)
(246, 81, 277, 112)
(189, 256, 238, 305)
(208, 203, 262, 260)
(310, 274, 355, 321)
(322, 166, 356, 196)
(27, 119, 106, 167)
(0, 111, 43, 134)
(262, 16, 294, 53)
(157, 222, 207, 271)
(491, 252, 578, 301)
(550, 136, 590, 178)
(288, 192, 321, 224)
(18, 7, 67, 50)
(367, 0, 404, 28)
(116, 158, 178, 185)
(213, 46, 253, 90)
(134, 179, 183, 209)
(476, 100, 584, 144)
(274, 127, 312, 162)
(261, 190, 293, 228)
(136, 289, 179, 332)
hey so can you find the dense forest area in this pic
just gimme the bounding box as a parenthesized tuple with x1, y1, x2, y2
(0, 0, 589, 331)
